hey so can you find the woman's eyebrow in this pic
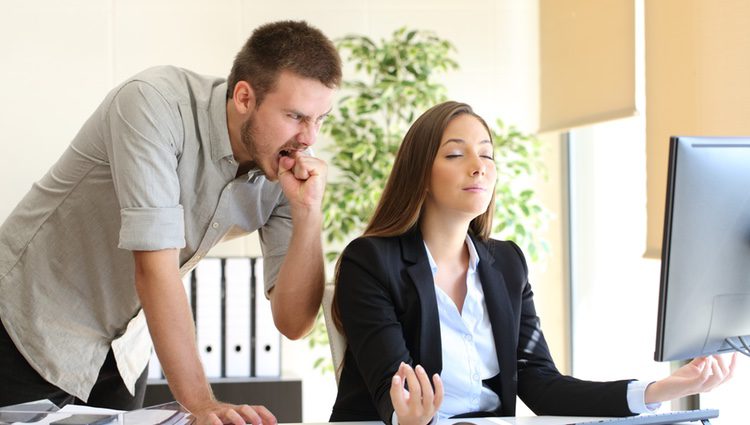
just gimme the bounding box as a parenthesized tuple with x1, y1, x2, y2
(441, 138, 465, 146)
(441, 138, 492, 146)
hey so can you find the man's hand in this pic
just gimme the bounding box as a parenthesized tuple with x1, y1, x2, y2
(645, 353, 737, 403)
(191, 401, 276, 425)
(277, 151, 327, 212)
(390, 363, 444, 425)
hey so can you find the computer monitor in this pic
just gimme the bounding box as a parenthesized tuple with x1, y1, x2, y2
(654, 136, 750, 362)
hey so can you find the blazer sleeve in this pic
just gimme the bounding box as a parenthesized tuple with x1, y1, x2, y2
(507, 241, 635, 417)
(336, 237, 412, 424)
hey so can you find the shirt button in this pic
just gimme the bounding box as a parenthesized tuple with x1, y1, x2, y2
(464, 334, 473, 342)
(228, 158, 235, 165)
(473, 373, 480, 381)
(212, 222, 219, 229)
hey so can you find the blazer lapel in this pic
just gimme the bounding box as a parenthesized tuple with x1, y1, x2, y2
(472, 235, 519, 411)
(400, 228, 442, 375)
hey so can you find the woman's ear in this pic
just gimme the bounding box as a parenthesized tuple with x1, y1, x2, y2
(232, 81, 256, 115)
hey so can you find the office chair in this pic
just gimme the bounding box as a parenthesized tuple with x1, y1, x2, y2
(322, 284, 346, 384)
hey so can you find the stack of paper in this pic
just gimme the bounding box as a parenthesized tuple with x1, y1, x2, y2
(0, 400, 193, 425)
(0, 401, 120, 425)
(121, 402, 193, 425)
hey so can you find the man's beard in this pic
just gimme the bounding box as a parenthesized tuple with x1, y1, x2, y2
(240, 115, 269, 177)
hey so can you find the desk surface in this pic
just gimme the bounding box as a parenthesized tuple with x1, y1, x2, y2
(286, 417, 703, 425)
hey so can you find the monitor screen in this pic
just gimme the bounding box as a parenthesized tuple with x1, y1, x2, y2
(655, 136, 750, 362)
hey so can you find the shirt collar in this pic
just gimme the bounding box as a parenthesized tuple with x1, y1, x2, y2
(465, 234, 480, 272)
(246, 169, 265, 183)
(208, 82, 234, 162)
(424, 234, 480, 275)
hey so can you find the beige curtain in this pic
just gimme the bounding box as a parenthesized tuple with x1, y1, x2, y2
(645, 0, 750, 257)
(539, 0, 635, 132)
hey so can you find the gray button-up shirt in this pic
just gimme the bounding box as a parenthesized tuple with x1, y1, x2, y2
(0, 66, 292, 401)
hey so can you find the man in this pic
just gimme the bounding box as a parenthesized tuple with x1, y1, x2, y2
(0, 20, 341, 425)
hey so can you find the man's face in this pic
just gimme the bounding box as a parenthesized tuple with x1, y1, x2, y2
(241, 70, 335, 181)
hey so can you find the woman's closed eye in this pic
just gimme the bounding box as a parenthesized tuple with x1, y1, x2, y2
(444, 152, 494, 160)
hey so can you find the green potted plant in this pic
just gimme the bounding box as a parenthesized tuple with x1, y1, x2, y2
(308, 28, 547, 373)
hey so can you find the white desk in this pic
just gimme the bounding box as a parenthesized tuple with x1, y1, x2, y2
(285, 417, 703, 425)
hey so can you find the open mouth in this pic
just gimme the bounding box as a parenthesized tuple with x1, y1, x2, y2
(278, 148, 300, 158)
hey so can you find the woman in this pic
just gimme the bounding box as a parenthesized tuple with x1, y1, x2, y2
(329, 101, 736, 425)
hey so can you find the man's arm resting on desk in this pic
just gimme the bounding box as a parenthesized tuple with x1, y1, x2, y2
(134, 249, 277, 425)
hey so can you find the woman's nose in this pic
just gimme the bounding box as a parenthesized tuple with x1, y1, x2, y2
(471, 156, 486, 176)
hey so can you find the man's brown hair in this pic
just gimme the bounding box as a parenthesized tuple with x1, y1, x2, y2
(228, 20, 342, 104)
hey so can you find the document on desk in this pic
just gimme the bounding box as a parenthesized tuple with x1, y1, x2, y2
(121, 401, 193, 425)
(121, 409, 188, 425)
(0, 405, 121, 425)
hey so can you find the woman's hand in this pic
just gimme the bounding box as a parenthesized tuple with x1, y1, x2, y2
(390, 362, 444, 425)
(645, 353, 738, 403)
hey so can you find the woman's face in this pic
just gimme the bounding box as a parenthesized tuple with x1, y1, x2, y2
(425, 114, 497, 220)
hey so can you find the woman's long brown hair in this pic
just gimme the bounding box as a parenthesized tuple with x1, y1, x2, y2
(331, 101, 497, 340)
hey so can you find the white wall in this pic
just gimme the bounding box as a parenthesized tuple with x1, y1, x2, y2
(0, 1, 541, 421)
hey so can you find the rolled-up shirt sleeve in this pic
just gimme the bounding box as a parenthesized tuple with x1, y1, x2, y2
(120, 206, 185, 251)
(105, 80, 186, 251)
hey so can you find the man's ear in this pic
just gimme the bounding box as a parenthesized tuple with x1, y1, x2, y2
(232, 81, 256, 114)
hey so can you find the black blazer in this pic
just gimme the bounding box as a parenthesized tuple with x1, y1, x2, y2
(330, 228, 634, 424)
